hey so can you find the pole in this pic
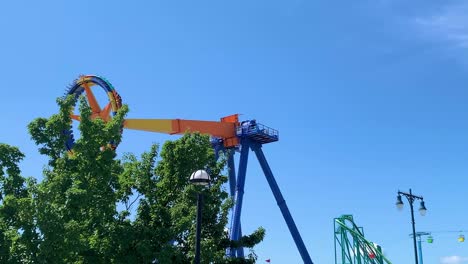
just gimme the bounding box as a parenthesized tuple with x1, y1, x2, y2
(409, 189, 419, 264)
(195, 193, 203, 264)
(398, 189, 426, 264)
(417, 236, 423, 264)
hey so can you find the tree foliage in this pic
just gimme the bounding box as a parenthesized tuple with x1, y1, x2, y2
(0, 144, 38, 263)
(0, 95, 264, 263)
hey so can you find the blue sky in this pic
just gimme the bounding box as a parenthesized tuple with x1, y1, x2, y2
(1, 0, 468, 263)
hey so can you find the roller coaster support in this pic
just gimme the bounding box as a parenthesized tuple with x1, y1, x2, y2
(334, 214, 392, 264)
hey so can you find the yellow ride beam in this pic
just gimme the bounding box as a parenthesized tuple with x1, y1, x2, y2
(123, 119, 237, 139)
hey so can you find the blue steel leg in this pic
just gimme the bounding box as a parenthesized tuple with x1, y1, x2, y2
(251, 143, 314, 264)
(417, 237, 423, 264)
(227, 150, 237, 199)
(229, 140, 249, 257)
(226, 149, 236, 257)
(227, 150, 245, 257)
(236, 227, 244, 258)
(226, 150, 244, 257)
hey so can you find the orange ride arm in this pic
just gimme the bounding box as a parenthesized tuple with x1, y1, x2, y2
(123, 115, 239, 147)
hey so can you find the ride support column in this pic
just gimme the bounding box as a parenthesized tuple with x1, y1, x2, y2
(229, 139, 249, 257)
(226, 149, 244, 257)
(251, 143, 314, 264)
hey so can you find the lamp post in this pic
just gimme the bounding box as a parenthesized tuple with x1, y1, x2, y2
(396, 189, 427, 264)
(190, 170, 211, 264)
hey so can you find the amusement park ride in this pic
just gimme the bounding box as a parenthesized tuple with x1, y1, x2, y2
(63, 75, 314, 263)
(334, 215, 391, 264)
(63, 75, 395, 263)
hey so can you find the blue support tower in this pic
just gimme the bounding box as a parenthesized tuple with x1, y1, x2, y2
(417, 238, 423, 264)
(226, 120, 313, 263)
(229, 139, 249, 256)
(227, 149, 244, 257)
(227, 150, 237, 201)
(251, 143, 313, 264)
(211, 140, 245, 257)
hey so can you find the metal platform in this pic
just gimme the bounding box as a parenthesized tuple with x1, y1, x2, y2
(236, 120, 279, 144)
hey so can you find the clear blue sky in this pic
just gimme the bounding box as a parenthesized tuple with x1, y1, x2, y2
(1, 1, 468, 263)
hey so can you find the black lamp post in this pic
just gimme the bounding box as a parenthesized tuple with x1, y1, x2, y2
(190, 170, 211, 264)
(396, 189, 427, 264)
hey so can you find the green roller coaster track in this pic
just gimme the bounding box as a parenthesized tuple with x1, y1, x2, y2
(334, 215, 392, 264)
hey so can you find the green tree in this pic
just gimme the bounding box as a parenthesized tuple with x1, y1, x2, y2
(28, 96, 129, 263)
(0, 144, 39, 263)
(128, 133, 265, 263)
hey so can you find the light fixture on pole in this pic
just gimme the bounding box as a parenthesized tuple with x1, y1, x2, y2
(396, 189, 427, 264)
(189, 170, 211, 264)
(190, 169, 211, 186)
(419, 201, 427, 216)
(396, 195, 404, 210)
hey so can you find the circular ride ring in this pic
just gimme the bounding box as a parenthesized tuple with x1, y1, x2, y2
(65, 75, 122, 151)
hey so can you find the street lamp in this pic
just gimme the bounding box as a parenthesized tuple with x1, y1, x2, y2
(190, 170, 211, 264)
(396, 189, 427, 264)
